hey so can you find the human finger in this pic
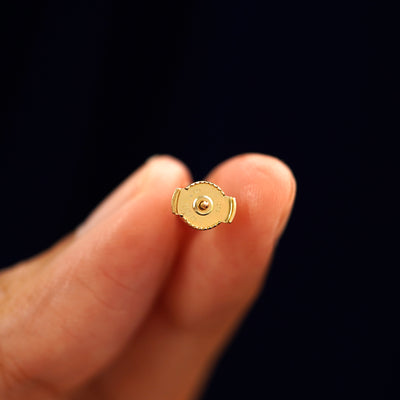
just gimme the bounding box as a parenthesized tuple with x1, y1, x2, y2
(0, 156, 191, 399)
(87, 153, 296, 400)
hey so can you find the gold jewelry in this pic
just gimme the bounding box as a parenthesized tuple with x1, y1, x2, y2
(171, 181, 236, 230)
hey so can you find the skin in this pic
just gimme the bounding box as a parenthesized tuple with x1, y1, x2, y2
(0, 153, 296, 400)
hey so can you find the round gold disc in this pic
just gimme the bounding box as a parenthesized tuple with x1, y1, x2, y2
(171, 181, 236, 230)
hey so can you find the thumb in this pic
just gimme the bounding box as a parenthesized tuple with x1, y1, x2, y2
(0, 156, 190, 398)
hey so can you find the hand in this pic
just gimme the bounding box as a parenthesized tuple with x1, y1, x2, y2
(0, 153, 296, 400)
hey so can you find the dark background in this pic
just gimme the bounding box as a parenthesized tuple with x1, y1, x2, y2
(0, 1, 374, 399)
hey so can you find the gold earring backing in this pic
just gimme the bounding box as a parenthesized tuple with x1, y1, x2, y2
(171, 181, 236, 230)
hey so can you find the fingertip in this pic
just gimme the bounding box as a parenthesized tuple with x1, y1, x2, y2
(161, 154, 296, 329)
(77, 155, 192, 238)
(146, 155, 192, 184)
(208, 153, 296, 241)
(211, 153, 296, 203)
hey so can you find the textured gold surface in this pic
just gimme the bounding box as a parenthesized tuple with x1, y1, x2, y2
(171, 181, 236, 230)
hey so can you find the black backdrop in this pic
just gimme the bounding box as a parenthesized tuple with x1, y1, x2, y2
(1, 1, 372, 399)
